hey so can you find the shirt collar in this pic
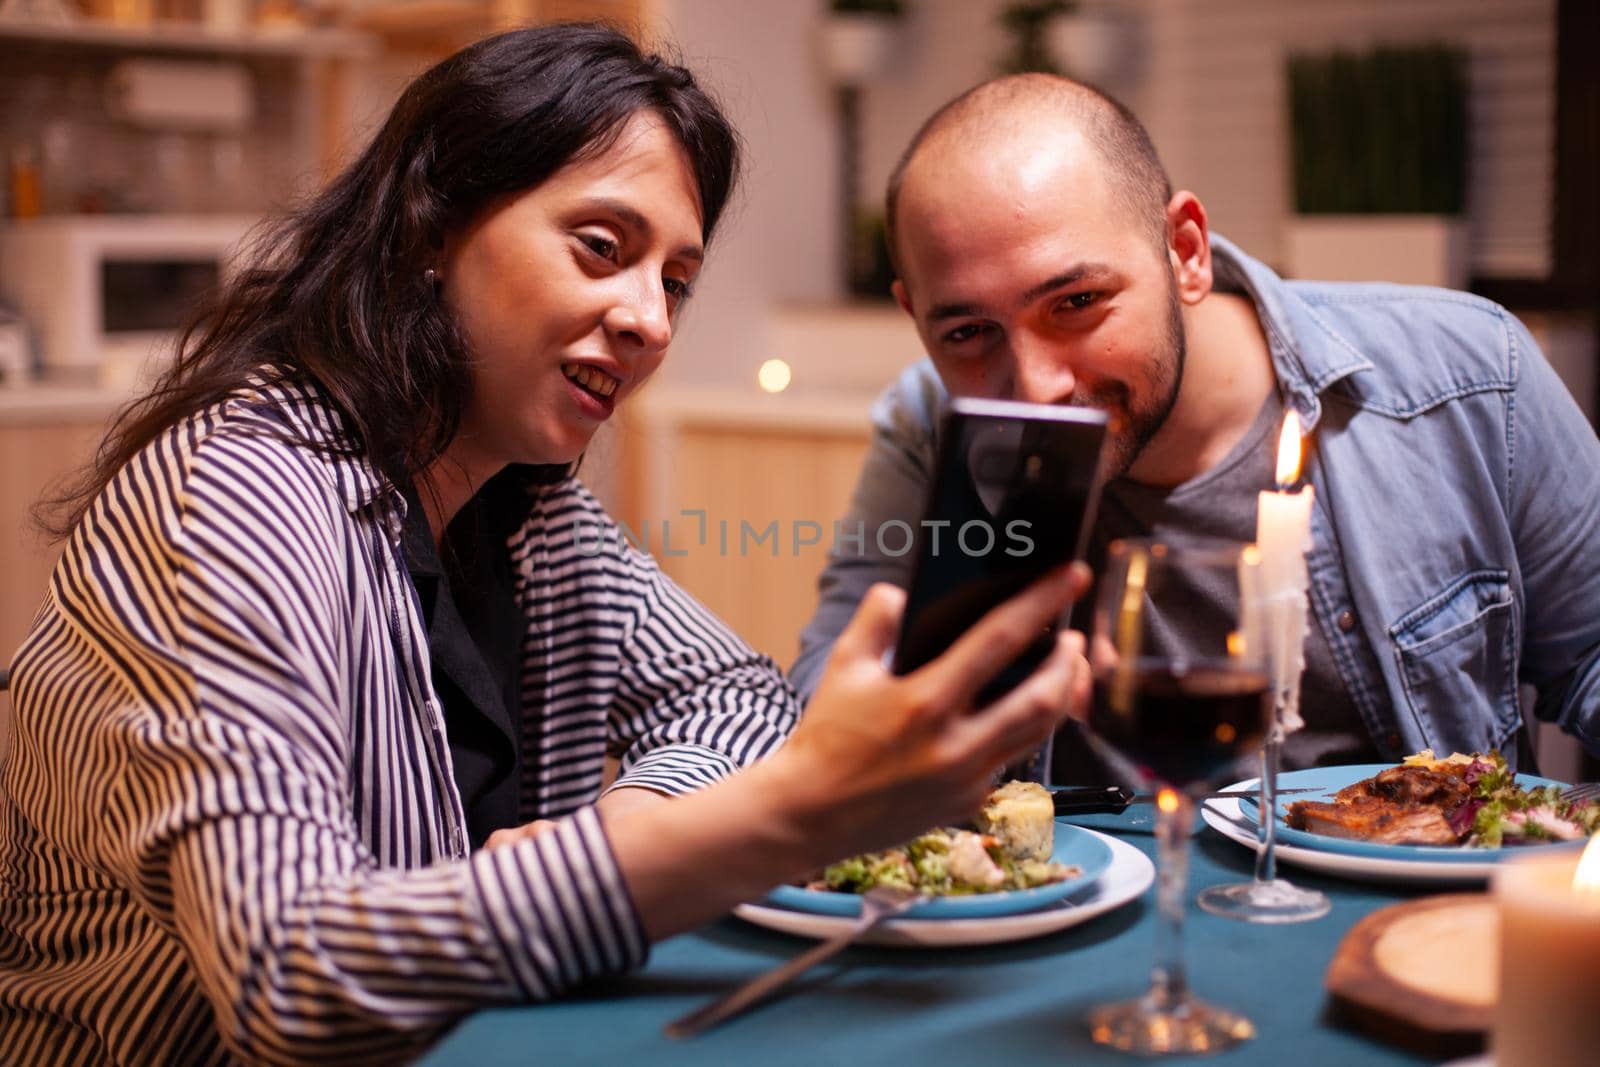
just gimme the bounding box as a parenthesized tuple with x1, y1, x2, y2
(1209, 233, 1374, 433)
(241, 372, 406, 528)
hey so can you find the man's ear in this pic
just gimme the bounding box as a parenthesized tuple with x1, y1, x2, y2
(1166, 191, 1213, 306)
(892, 278, 914, 318)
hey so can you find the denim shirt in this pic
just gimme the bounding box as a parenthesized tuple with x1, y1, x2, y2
(791, 235, 1600, 766)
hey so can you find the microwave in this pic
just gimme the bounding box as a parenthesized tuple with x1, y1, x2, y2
(0, 214, 256, 389)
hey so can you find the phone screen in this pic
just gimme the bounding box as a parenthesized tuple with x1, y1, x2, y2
(892, 398, 1108, 703)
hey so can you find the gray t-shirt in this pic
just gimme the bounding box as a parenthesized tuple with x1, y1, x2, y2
(1091, 382, 1376, 770)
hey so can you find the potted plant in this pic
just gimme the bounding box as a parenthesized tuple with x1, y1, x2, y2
(818, 1, 908, 299)
(1284, 45, 1470, 288)
(998, 1, 1073, 75)
(1046, 2, 1138, 86)
(847, 208, 895, 300)
(820, 0, 907, 86)
(997, 2, 1139, 85)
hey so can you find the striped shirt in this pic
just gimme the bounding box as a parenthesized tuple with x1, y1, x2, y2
(0, 377, 798, 1065)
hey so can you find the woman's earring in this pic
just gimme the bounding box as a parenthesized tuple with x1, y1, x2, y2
(424, 268, 440, 294)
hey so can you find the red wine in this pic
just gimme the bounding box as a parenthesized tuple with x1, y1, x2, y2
(1089, 663, 1270, 788)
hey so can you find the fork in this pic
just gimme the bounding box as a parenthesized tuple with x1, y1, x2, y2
(664, 884, 926, 1039)
(1560, 782, 1600, 805)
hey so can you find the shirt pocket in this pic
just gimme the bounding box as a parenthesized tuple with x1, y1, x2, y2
(1389, 570, 1519, 751)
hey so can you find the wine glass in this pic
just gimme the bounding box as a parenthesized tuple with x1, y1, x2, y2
(1082, 537, 1272, 1055)
(1194, 623, 1332, 922)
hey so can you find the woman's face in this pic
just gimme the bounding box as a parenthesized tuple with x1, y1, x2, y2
(440, 113, 705, 472)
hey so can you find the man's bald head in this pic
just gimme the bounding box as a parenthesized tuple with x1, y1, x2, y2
(885, 74, 1173, 276)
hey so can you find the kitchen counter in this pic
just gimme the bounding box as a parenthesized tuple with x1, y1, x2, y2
(0, 381, 132, 425)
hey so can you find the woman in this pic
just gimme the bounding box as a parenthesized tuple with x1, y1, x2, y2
(0, 24, 1088, 1066)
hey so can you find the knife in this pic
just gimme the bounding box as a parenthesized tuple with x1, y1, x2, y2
(1050, 784, 1321, 816)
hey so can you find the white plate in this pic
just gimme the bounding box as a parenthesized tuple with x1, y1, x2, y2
(1202, 778, 1503, 885)
(733, 828, 1153, 947)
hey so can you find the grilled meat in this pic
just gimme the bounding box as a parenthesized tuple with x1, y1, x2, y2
(1331, 765, 1471, 808)
(1292, 765, 1478, 845)
(1370, 766, 1472, 807)
(1286, 796, 1460, 845)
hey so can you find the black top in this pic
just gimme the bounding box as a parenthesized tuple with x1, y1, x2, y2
(401, 472, 529, 848)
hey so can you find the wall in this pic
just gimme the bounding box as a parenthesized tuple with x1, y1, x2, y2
(646, 0, 1559, 394)
(645, 0, 842, 390)
(1142, 0, 1555, 278)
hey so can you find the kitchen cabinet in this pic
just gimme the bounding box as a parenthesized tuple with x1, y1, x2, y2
(0, 16, 376, 207)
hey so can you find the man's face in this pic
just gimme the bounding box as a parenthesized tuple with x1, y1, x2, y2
(893, 128, 1184, 481)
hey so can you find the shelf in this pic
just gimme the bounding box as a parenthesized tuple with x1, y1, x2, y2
(347, 0, 484, 34)
(344, 0, 642, 53)
(0, 14, 377, 59)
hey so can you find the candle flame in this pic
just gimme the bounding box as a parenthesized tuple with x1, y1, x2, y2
(1275, 409, 1304, 487)
(1574, 834, 1600, 896)
(1157, 788, 1180, 814)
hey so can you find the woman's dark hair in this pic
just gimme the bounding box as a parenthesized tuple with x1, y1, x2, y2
(40, 22, 740, 538)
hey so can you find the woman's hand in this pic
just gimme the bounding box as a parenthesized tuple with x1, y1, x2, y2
(600, 563, 1090, 943)
(484, 820, 559, 849)
(770, 562, 1092, 863)
(485, 788, 666, 849)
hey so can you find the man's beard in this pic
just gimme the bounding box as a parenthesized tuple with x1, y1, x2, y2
(1071, 281, 1185, 480)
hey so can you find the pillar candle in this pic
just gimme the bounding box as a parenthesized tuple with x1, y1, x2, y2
(1253, 410, 1314, 733)
(1492, 838, 1600, 1067)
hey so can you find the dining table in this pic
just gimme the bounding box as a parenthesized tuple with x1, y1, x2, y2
(416, 806, 1464, 1067)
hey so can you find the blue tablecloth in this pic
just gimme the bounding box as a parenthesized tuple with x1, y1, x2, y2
(418, 809, 1454, 1066)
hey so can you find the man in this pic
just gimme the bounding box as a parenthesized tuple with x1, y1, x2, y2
(791, 74, 1600, 774)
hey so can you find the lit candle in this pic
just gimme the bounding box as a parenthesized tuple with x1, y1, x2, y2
(1253, 410, 1313, 733)
(1492, 836, 1600, 1067)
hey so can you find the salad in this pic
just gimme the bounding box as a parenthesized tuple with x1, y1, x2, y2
(811, 780, 1081, 895)
(815, 828, 1079, 896)
(1403, 750, 1600, 847)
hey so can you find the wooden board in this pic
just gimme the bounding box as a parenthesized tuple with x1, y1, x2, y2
(1325, 893, 1497, 1058)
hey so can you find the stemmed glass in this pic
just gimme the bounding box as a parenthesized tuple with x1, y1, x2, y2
(1082, 538, 1272, 1055)
(1196, 594, 1332, 923)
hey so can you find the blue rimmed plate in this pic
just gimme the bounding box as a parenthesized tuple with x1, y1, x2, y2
(1235, 764, 1585, 865)
(765, 821, 1113, 920)
(737, 828, 1151, 947)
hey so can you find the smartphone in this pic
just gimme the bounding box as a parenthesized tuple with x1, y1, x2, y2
(892, 397, 1109, 703)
